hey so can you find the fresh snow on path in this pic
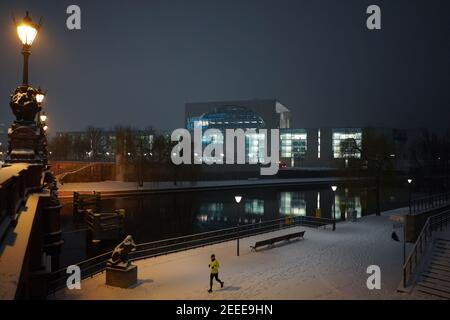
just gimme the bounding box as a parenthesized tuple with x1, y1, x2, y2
(52, 214, 432, 300)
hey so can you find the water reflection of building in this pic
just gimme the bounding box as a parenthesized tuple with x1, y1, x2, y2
(278, 189, 364, 220)
(334, 189, 363, 220)
(279, 192, 306, 216)
(195, 189, 367, 227)
(244, 199, 264, 215)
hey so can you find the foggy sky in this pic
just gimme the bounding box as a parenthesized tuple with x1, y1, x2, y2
(1, 0, 449, 133)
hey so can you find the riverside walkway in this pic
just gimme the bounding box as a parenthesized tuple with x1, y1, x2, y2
(51, 214, 434, 300)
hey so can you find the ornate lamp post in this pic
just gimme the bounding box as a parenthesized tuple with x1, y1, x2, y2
(6, 12, 43, 164)
(6, 11, 62, 271)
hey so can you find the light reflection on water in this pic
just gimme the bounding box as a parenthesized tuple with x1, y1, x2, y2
(59, 184, 407, 266)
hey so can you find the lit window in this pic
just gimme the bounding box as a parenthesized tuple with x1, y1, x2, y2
(332, 129, 362, 159)
(318, 129, 321, 159)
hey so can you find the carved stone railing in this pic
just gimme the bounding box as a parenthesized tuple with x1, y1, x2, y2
(0, 163, 43, 241)
(0, 163, 62, 299)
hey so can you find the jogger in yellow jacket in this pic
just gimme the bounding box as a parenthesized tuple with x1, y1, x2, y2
(208, 254, 224, 292)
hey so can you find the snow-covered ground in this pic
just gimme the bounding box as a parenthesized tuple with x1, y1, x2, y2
(51, 214, 431, 300)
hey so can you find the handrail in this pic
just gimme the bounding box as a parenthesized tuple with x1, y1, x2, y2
(402, 209, 450, 288)
(409, 192, 450, 215)
(47, 214, 334, 293)
(57, 163, 95, 184)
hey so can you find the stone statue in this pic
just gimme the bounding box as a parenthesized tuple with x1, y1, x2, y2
(10, 86, 41, 123)
(107, 235, 137, 269)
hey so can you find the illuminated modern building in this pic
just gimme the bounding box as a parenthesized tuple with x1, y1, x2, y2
(186, 99, 292, 131)
(185, 100, 419, 169)
(279, 129, 308, 166)
(186, 99, 292, 164)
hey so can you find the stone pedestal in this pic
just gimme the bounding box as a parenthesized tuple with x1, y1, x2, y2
(106, 265, 137, 288)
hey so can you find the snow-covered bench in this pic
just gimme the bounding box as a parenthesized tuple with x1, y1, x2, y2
(250, 231, 305, 251)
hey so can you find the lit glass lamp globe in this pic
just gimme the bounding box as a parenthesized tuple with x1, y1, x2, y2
(36, 88, 45, 104)
(36, 93, 44, 104)
(17, 12, 39, 46)
(43, 125, 48, 132)
(40, 112, 47, 123)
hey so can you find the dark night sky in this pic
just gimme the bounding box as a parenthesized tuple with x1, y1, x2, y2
(0, 0, 449, 133)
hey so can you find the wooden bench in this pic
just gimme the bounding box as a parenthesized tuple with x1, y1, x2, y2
(250, 231, 305, 251)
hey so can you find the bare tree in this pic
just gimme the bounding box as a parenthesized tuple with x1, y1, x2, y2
(72, 135, 90, 160)
(411, 129, 450, 191)
(349, 128, 395, 216)
(86, 126, 104, 161)
(48, 134, 72, 160)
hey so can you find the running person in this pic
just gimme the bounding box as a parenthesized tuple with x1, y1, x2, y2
(208, 254, 224, 292)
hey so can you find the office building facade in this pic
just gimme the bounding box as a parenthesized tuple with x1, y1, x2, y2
(185, 99, 418, 169)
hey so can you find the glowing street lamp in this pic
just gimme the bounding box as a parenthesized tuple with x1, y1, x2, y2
(17, 12, 38, 45)
(43, 125, 48, 132)
(331, 186, 337, 231)
(16, 11, 40, 85)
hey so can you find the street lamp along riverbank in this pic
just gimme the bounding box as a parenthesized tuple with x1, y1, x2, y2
(16, 11, 40, 86)
(5, 11, 63, 273)
(7, 11, 45, 164)
(6, 12, 49, 167)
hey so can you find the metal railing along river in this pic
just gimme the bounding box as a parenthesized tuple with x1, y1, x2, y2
(409, 192, 450, 215)
(47, 215, 333, 293)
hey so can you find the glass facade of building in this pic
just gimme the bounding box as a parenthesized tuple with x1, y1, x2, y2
(192, 106, 268, 164)
(192, 106, 266, 132)
(186, 103, 366, 166)
(280, 129, 307, 159)
(332, 128, 362, 159)
(246, 132, 267, 164)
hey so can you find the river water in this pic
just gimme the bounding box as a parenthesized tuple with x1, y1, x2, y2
(59, 182, 409, 266)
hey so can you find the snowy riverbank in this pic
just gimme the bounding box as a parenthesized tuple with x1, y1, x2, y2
(51, 214, 431, 300)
